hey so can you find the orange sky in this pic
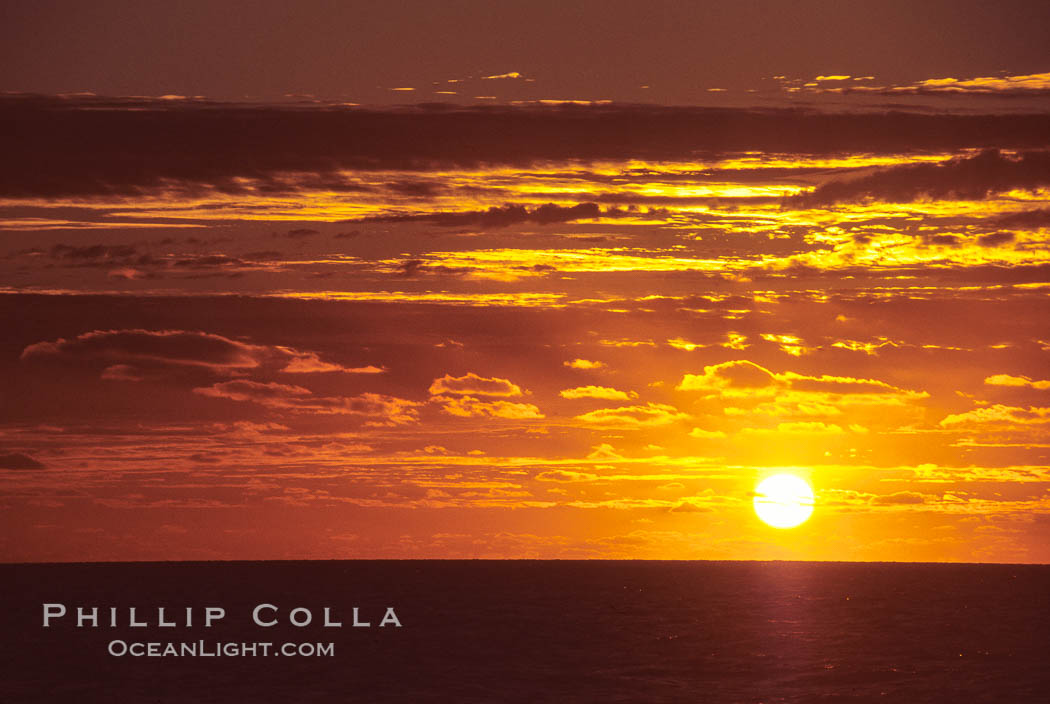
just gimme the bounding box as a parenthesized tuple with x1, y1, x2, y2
(2, 4, 1050, 563)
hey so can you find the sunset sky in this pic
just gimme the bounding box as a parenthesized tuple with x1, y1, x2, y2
(2, 1, 1049, 563)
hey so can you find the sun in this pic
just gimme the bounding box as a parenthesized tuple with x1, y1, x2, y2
(753, 474, 814, 529)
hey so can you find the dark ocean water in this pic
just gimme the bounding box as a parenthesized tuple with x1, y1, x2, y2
(3, 561, 1048, 703)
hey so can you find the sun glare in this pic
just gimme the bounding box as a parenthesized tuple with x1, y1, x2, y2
(753, 474, 814, 529)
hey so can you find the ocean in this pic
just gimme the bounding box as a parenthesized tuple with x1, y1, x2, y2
(4, 561, 1048, 703)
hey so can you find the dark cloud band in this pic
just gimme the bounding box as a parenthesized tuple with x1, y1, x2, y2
(4, 96, 1050, 197)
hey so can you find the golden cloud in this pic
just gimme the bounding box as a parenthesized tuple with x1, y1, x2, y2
(564, 358, 606, 370)
(913, 71, 1050, 94)
(586, 443, 623, 460)
(559, 386, 637, 400)
(688, 427, 726, 439)
(940, 404, 1050, 428)
(677, 360, 926, 400)
(575, 403, 690, 427)
(667, 338, 707, 351)
(429, 372, 524, 397)
(433, 395, 544, 419)
(984, 374, 1050, 390)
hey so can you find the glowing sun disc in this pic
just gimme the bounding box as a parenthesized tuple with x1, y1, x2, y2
(753, 474, 814, 528)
